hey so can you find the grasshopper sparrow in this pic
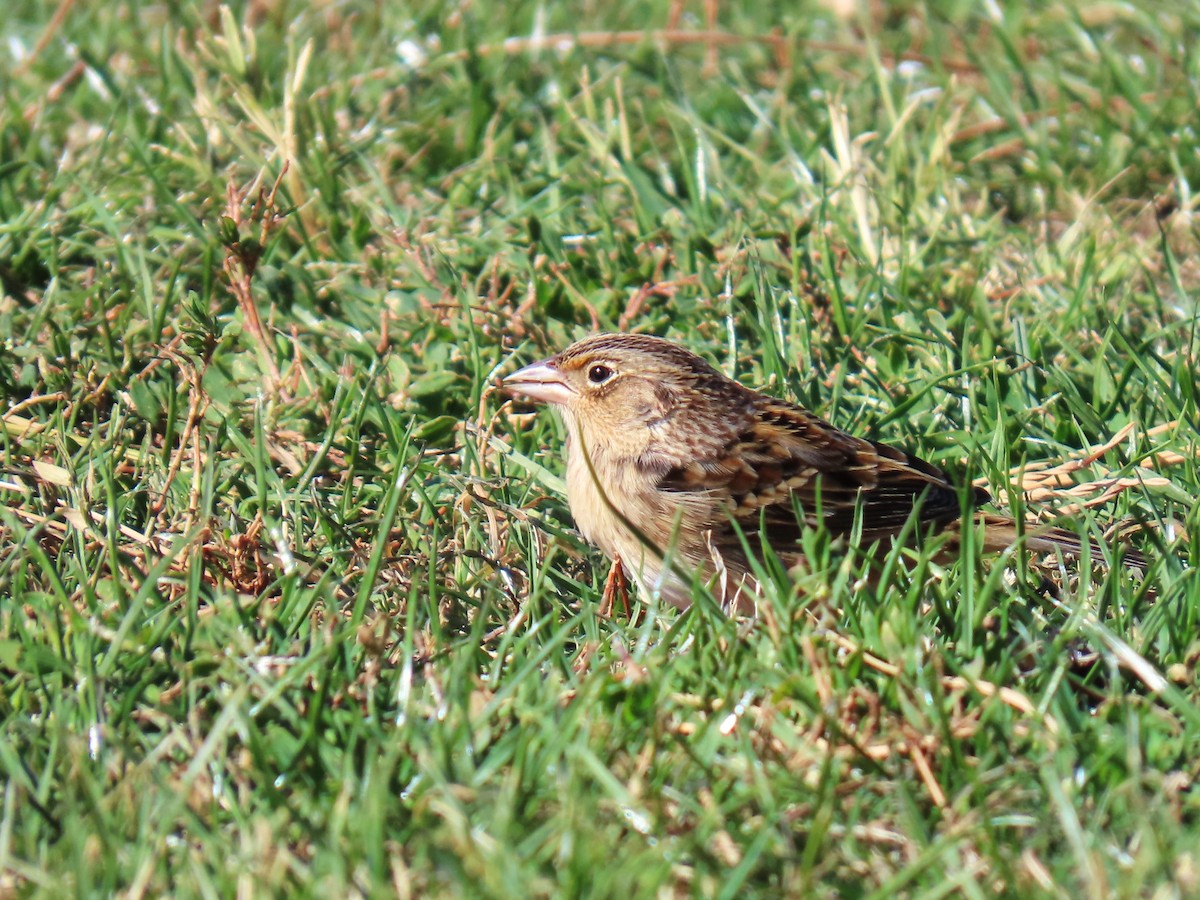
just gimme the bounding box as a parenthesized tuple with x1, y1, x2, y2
(503, 333, 1144, 612)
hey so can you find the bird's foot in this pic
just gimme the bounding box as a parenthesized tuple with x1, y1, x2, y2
(599, 558, 632, 618)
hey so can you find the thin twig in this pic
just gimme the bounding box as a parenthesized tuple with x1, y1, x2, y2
(219, 163, 291, 392)
(13, 0, 77, 78)
(818, 630, 1060, 737)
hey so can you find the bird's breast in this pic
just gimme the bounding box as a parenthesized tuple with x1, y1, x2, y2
(564, 436, 729, 601)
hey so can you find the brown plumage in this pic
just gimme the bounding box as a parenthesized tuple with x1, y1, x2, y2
(503, 333, 1144, 612)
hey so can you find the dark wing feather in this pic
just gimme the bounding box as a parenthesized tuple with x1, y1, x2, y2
(660, 394, 985, 556)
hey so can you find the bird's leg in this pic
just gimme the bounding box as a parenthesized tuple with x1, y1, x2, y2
(600, 557, 632, 618)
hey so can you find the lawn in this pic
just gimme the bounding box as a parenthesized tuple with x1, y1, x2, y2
(2, 0, 1199, 895)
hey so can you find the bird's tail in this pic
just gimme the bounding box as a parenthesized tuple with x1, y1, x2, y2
(973, 513, 1147, 570)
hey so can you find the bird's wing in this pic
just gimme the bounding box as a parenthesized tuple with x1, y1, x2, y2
(659, 396, 981, 553)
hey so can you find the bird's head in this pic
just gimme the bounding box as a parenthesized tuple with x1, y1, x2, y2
(502, 333, 739, 459)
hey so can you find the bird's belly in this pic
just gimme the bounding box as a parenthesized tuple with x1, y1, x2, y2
(565, 449, 726, 608)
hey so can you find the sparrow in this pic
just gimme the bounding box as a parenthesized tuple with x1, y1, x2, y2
(502, 333, 1145, 613)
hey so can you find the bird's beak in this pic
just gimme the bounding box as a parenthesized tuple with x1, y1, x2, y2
(502, 359, 575, 406)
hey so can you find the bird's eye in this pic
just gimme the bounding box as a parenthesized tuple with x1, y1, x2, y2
(587, 364, 614, 385)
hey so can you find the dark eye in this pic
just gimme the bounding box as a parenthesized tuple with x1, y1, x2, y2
(587, 364, 614, 385)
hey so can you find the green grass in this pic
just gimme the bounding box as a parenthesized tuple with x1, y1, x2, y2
(2, 0, 1199, 895)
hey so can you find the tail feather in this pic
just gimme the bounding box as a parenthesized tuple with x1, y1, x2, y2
(974, 514, 1147, 571)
